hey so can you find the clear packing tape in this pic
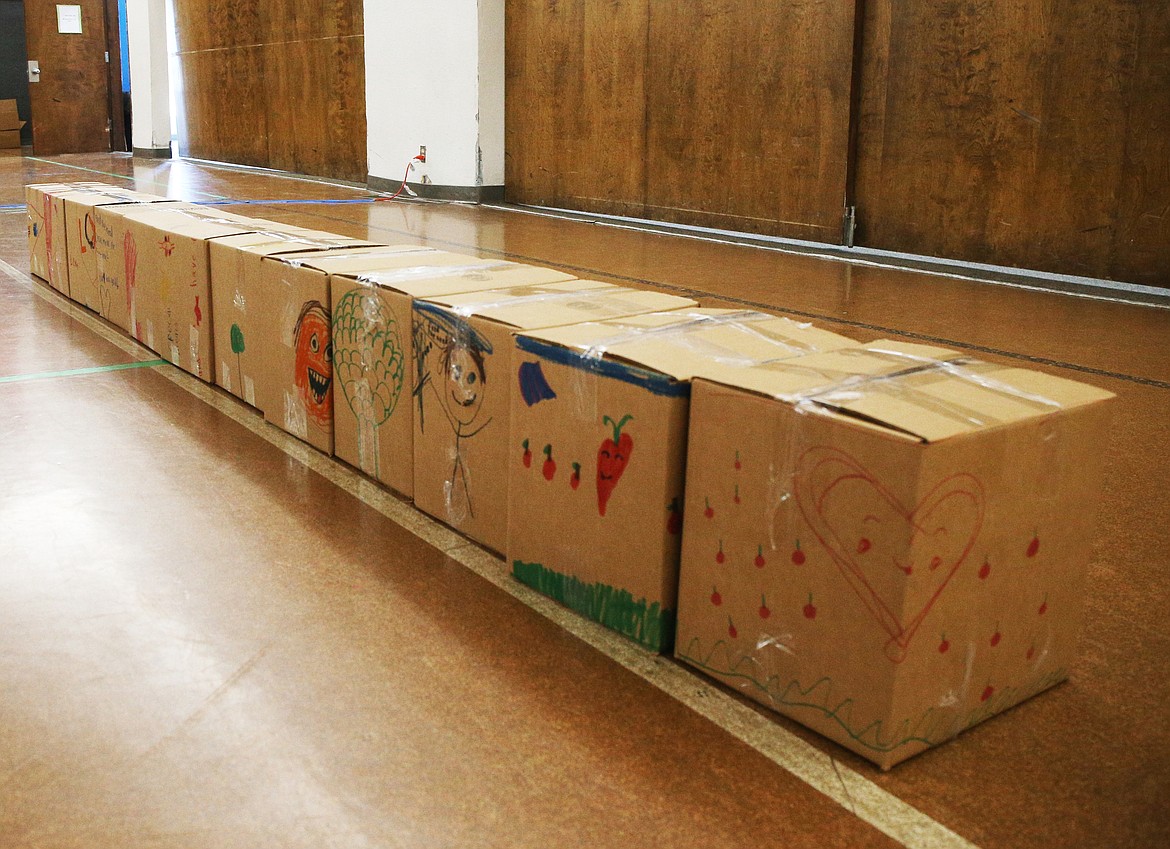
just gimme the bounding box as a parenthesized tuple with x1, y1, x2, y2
(281, 245, 439, 268)
(578, 309, 827, 364)
(353, 260, 518, 286)
(775, 345, 1063, 436)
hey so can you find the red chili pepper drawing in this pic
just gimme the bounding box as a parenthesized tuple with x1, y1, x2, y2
(542, 444, 556, 481)
(521, 438, 532, 468)
(596, 414, 633, 517)
(570, 462, 581, 490)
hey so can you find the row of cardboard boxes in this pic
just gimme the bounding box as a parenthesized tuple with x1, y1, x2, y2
(26, 181, 1115, 769)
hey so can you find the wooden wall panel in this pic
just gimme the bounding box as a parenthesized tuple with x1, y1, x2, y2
(855, 0, 1170, 286)
(505, 0, 648, 217)
(173, 0, 365, 182)
(644, 0, 856, 240)
(505, 0, 855, 241)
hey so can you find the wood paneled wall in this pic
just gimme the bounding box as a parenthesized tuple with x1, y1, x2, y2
(506, 0, 1170, 286)
(173, 0, 365, 182)
(855, 0, 1170, 287)
(505, 0, 857, 242)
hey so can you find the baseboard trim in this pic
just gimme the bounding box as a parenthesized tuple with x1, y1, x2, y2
(132, 147, 173, 159)
(366, 175, 504, 204)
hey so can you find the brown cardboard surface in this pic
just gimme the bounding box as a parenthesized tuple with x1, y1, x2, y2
(331, 260, 577, 497)
(63, 194, 188, 321)
(26, 182, 112, 293)
(255, 246, 489, 453)
(112, 204, 265, 379)
(415, 285, 696, 553)
(0, 129, 22, 149)
(208, 229, 384, 408)
(506, 309, 851, 650)
(673, 350, 1116, 768)
(0, 99, 21, 130)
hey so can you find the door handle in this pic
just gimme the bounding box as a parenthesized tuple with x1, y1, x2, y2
(28, 60, 40, 83)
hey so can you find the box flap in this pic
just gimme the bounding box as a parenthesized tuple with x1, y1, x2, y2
(268, 245, 446, 273)
(702, 339, 1116, 441)
(518, 309, 857, 380)
(115, 204, 262, 240)
(340, 258, 576, 296)
(420, 280, 695, 330)
(61, 187, 174, 208)
(212, 227, 379, 256)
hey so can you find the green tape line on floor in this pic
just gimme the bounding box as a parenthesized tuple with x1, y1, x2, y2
(0, 359, 169, 385)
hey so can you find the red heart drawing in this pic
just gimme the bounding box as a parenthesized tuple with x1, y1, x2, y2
(795, 446, 984, 662)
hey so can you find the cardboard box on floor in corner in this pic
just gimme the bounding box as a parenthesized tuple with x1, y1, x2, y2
(330, 255, 577, 497)
(0, 99, 26, 148)
(413, 281, 697, 554)
(208, 227, 384, 410)
(673, 339, 1115, 768)
(508, 310, 857, 651)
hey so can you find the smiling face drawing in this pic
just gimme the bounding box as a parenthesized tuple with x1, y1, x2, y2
(294, 301, 333, 427)
(440, 343, 487, 428)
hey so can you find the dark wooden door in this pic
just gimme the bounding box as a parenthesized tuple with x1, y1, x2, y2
(24, 0, 112, 155)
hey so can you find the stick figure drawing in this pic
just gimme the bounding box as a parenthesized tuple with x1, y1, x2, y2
(413, 302, 493, 521)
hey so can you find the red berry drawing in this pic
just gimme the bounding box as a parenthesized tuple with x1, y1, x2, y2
(929, 555, 942, 571)
(727, 616, 738, 640)
(990, 627, 1002, 647)
(978, 558, 991, 580)
(981, 685, 994, 702)
(666, 496, 682, 534)
(733, 484, 741, 505)
(521, 438, 532, 468)
(542, 444, 556, 481)
(759, 594, 771, 619)
(734, 450, 742, 471)
(803, 593, 817, 620)
(704, 497, 714, 519)
(754, 545, 766, 569)
(715, 540, 725, 565)
(791, 540, 806, 565)
(596, 414, 634, 516)
(938, 634, 950, 654)
(570, 462, 581, 490)
(901, 563, 913, 575)
(1026, 644, 1036, 661)
(856, 537, 872, 554)
(710, 586, 722, 606)
(1027, 533, 1040, 558)
(1038, 596, 1048, 616)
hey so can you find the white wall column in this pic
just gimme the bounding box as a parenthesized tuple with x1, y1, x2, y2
(364, 0, 505, 200)
(125, 0, 172, 157)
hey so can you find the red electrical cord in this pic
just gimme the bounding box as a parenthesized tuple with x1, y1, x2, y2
(378, 153, 427, 202)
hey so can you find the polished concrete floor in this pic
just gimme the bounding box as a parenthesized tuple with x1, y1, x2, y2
(0, 151, 1167, 849)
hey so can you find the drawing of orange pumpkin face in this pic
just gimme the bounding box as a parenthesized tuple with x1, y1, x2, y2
(294, 301, 333, 426)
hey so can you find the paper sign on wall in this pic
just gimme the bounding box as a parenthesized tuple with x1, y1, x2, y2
(56, 5, 83, 34)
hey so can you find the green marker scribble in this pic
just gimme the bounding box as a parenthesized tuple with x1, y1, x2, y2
(512, 559, 675, 652)
(676, 635, 1068, 755)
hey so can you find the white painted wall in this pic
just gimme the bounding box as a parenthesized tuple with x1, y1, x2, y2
(125, 0, 172, 152)
(364, 0, 505, 189)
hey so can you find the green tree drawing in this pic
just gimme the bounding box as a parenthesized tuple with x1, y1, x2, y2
(332, 289, 405, 476)
(230, 323, 245, 389)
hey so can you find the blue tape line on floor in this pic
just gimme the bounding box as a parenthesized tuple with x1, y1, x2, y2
(0, 359, 169, 385)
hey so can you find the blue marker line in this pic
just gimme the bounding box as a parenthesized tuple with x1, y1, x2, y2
(515, 336, 688, 398)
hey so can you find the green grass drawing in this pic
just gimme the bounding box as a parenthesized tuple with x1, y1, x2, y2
(512, 560, 675, 652)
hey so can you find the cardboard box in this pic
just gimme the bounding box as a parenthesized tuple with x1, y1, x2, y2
(414, 282, 698, 553)
(256, 247, 522, 454)
(26, 182, 160, 296)
(111, 204, 268, 379)
(507, 310, 856, 650)
(61, 188, 179, 315)
(331, 257, 578, 497)
(208, 226, 383, 408)
(0, 100, 24, 148)
(673, 340, 1115, 768)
